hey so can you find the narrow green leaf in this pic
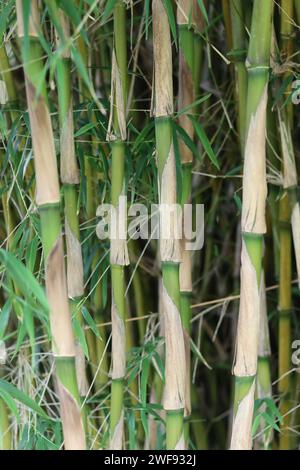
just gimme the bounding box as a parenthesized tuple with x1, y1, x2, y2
(196, 0, 209, 24)
(162, 0, 177, 46)
(73, 317, 89, 360)
(141, 357, 150, 406)
(0, 299, 11, 339)
(190, 337, 212, 370)
(82, 306, 101, 339)
(0, 379, 49, 419)
(0, 249, 48, 311)
(0, 388, 20, 424)
(74, 122, 96, 137)
(102, 0, 118, 23)
(0, 0, 15, 42)
(189, 116, 220, 169)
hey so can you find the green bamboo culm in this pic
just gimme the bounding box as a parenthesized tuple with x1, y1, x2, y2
(278, 192, 292, 449)
(16, 0, 85, 450)
(192, 0, 206, 100)
(153, 0, 186, 450)
(0, 386, 11, 449)
(230, 0, 273, 450)
(177, 0, 204, 448)
(229, 0, 273, 450)
(267, 103, 281, 278)
(295, 0, 300, 23)
(107, 0, 129, 450)
(51, 6, 91, 434)
(0, 42, 19, 244)
(277, 0, 295, 450)
(256, 271, 273, 449)
(74, 0, 109, 391)
(0, 39, 20, 451)
(222, 0, 233, 51)
(229, 0, 247, 150)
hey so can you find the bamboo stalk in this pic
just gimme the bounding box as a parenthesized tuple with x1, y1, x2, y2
(278, 192, 292, 449)
(74, 1, 109, 391)
(0, 43, 17, 122)
(152, 0, 186, 450)
(53, 8, 91, 432)
(16, 0, 85, 450)
(230, 0, 273, 450)
(267, 103, 280, 278)
(256, 271, 273, 449)
(192, 0, 206, 102)
(295, 0, 300, 22)
(177, 0, 202, 448)
(0, 392, 11, 449)
(107, 0, 129, 450)
(177, 1, 194, 444)
(229, 0, 247, 150)
(277, 0, 294, 449)
(222, 0, 233, 52)
(0, 352, 11, 450)
(278, 0, 300, 293)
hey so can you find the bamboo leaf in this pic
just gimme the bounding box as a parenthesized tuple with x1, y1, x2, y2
(0, 249, 48, 311)
(23, 305, 35, 360)
(189, 116, 220, 169)
(0, 388, 20, 424)
(141, 356, 150, 406)
(173, 120, 199, 160)
(59, 0, 83, 31)
(190, 337, 212, 370)
(102, 0, 118, 22)
(127, 410, 137, 449)
(0, 379, 49, 419)
(73, 317, 89, 360)
(196, 0, 209, 24)
(162, 0, 177, 46)
(0, 0, 14, 42)
(0, 299, 11, 339)
(15, 321, 27, 357)
(25, 236, 39, 273)
(82, 306, 101, 339)
(74, 122, 96, 137)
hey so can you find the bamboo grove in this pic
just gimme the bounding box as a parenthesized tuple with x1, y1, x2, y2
(0, 0, 300, 451)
